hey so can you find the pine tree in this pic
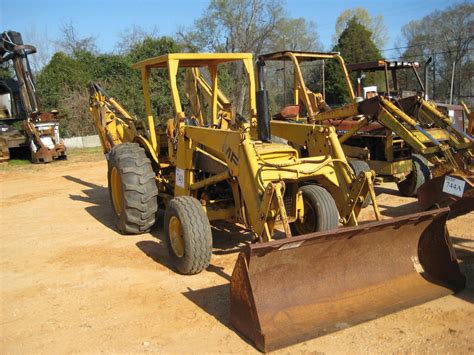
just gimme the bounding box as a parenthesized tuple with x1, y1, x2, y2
(324, 17, 382, 105)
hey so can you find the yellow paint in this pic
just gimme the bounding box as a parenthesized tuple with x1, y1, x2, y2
(141, 67, 158, 152)
(110, 166, 123, 216)
(169, 216, 185, 257)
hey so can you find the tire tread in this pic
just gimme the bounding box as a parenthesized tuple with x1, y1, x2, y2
(397, 154, 431, 197)
(108, 143, 158, 234)
(164, 196, 212, 275)
(291, 185, 339, 235)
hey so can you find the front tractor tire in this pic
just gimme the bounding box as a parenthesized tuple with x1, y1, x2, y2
(290, 185, 339, 236)
(396, 154, 431, 197)
(107, 143, 158, 234)
(164, 196, 213, 275)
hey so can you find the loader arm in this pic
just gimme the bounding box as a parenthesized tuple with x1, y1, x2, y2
(0, 41, 39, 116)
(270, 120, 380, 224)
(343, 58, 473, 154)
(307, 95, 464, 176)
(398, 95, 474, 152)
(373, 97, 469, 176)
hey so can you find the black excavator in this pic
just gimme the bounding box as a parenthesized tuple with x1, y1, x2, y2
(0, 30, 66, 163)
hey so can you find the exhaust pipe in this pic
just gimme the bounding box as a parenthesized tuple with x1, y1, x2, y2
(256, 59, 271, 142)
(424, 56, 432, 100)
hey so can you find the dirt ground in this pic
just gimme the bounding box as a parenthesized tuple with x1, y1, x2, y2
(1, 150, 473, 354)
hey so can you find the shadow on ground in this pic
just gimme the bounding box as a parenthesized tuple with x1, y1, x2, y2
(139, 220, 253, 275)
(136, 239, 174, 270)
(182, 284, 253, 347)
(136, 238, 237, 282)
(64, 174, 253, 276)
(209, 221, 253, 255)
(64, 175, 118, 231)
(451, 236, 474, 305)
(377, 201, 422, 217)
(371, 183, 422, 217)
(375, 185, 403, 197)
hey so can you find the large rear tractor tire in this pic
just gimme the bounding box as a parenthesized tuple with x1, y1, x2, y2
(107, 143, 158, 234)
(164, 196, 212, 275)
(397, 154, 431, 197)
(348, 159, 372, 208)
(290, 185, 339, 236)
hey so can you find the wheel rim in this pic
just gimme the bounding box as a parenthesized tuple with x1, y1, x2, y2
(110, 167, 123, 216)
(169, 216, 185, 258)
(296, 200, 317, 234)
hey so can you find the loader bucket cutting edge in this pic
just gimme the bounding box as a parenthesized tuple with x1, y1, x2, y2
(417, 174, 474, 218)
(230, 208, 465, 352)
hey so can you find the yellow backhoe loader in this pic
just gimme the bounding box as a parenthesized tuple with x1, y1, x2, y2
(257, 51, 473, 216)
(88, 53, 465, 352)
(346, 59, 474, 213)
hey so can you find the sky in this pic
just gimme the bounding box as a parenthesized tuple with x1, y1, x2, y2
(0, 0, 460, 59)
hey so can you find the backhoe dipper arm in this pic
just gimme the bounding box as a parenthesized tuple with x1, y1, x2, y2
(88, 83, 138, 154)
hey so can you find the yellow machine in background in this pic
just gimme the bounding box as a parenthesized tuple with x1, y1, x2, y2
(88, 52, 465, 352)
(257, 51, 473, 211)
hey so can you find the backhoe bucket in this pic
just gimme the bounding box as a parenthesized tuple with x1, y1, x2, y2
(417, 174, 474, 218)
(230, 208, 465, 352)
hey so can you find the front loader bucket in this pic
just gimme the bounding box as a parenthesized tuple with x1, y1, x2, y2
(418, 174, 474, 218)
(230, 209, 465, 352)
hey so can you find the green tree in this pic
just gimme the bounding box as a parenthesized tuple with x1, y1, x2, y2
(334, 8, 387, 49)
(35, 35, 181, 137)
(36, 51, 96, 136)
(322, 18, 382, 105)
(124, 36, 182, 121)
(0, 62, 13, 79)
(36, 52, 92, 110)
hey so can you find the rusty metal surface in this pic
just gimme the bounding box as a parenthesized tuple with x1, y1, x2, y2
(332, 119, 385, 134)
(30, 143, 67, 164)
(30, 142, 67, 164)
(417, 174, 474, 218)
(0, 136, 9, 163)
(230, 208, 465, 352)
(346, 60, 419, 72)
